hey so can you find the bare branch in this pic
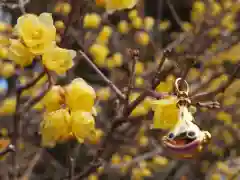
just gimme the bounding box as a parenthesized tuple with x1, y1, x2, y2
(78, 50, 126, 101)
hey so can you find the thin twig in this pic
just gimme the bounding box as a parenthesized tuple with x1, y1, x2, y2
(19, 148, 43, 180)
(11, 70, 45, 180)
(78, 50, 125, 101)
(22, 69, 52, 113)
(191, 63, 240, 102)
(125, 49, 139, 103)
(111, 147, 163, 170)
(166, 0, 185, 31)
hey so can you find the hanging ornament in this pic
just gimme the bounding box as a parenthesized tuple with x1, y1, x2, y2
(161, 78, 211, 159)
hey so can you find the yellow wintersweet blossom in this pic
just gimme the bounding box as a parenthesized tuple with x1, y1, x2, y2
(65, 78, 96, 112)
(117, 20, 130, 34)
(0, 63, 15, 78)
(216, 111, 232, 124)
(89, 43, 109, 66)
(8, 39, 34, 67)
(42, 85, 64, 112)
(70, 111, 96, 143)
(0, 47, 8, 59)
(152, 156, 168, 166)
(0, 97, 16, 115)
(135, 31, 149, 46)
(111, 153, 122, 165)
(130, 93, 151, 117)
(15, 13, 56, 55)
(151, 96, 179, 130)
(42, 46, 76, 75)
(96, 26, 112, 45)
(0, 35, 10, 46)
(40, 108, 71, 147)
(83, 13, 101, 29)
(135, 61, 144, 75)
(97, 87, 111, 101)
(104, 0, 138, 13)
(144, 16, 155, 31)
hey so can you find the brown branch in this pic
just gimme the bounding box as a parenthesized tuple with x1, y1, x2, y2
(125, 49, 139, 104)
(166, 0, 185, 31)
(190, 71, 223, 95)
(78, 50, 126, 101)
(60, 0, 81, 48)
(11, 70, 45, 180)
(21, 69, 52, 113)
(19, 148, 43, 180)
(191, 63, 240, 102)
(72, 54, 174, 180)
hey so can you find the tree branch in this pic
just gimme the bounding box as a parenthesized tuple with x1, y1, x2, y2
(78, 50, 126, 101)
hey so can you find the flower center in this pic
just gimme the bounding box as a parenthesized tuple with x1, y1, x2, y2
(32, 30, 42, 39)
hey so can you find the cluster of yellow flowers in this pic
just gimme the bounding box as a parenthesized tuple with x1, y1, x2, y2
(40, 78, 97, 147)
(6, 13, 76, 75)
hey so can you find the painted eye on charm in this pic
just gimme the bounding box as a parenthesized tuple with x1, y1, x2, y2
(186, 131, 197, 139)
(168, 133, 174, 139)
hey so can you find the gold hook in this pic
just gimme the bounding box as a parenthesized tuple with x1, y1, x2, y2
(175, 78, 189, 95)
(175, 78, 191, 107)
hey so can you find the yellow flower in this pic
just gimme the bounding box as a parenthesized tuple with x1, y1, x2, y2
(42, 85, 64, 112)
(88, 128, 104, 144)
(128, 9, 138, 20)
(104, 0, 138, 13)
(65, 78, 96, 111)
(152, 156, 168, 166)
(61, 3, 72, 15)
(0, 35, 10, 46)
(88, 174, 99, 180)
(144, 16, 155, 31)
(135, 76, 144, 87)
(70, 111, 96, 143)
(112, 52, 123, 67)
(0, 97, 16, 115)
(0, 63, 15, 78)
(40, 108, 71, 147)
(83, 13, 101, 29)
(135, 31, 149, 46)
(117, 20, 130, 34)
(151, 96, 179, 130)
(182, 22, 193, 32)
(139, 136, 149, 147)
(8, 39, 34, 67)
(96, 26, 112, 45)
(89, 43, 109, 66)
(15, 13, 56, 55)
(130, 93, 150, 117)
(54, 20, 65, 30)
(216, 111, 232, 124)
(158, 20, 171, 31)
(0, 22, 10, 32)
(131, 17, 143, 29)
(97, 87, 111, 101)
(111, 153, 122, 165)
(135, 61, 144, 75)
(0, 47, 8, 59)
(42, 46, 76, 75)
(54, 2, 72, 15)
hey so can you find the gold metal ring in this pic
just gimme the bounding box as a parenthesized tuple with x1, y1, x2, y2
(175, 78, 189, 95)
